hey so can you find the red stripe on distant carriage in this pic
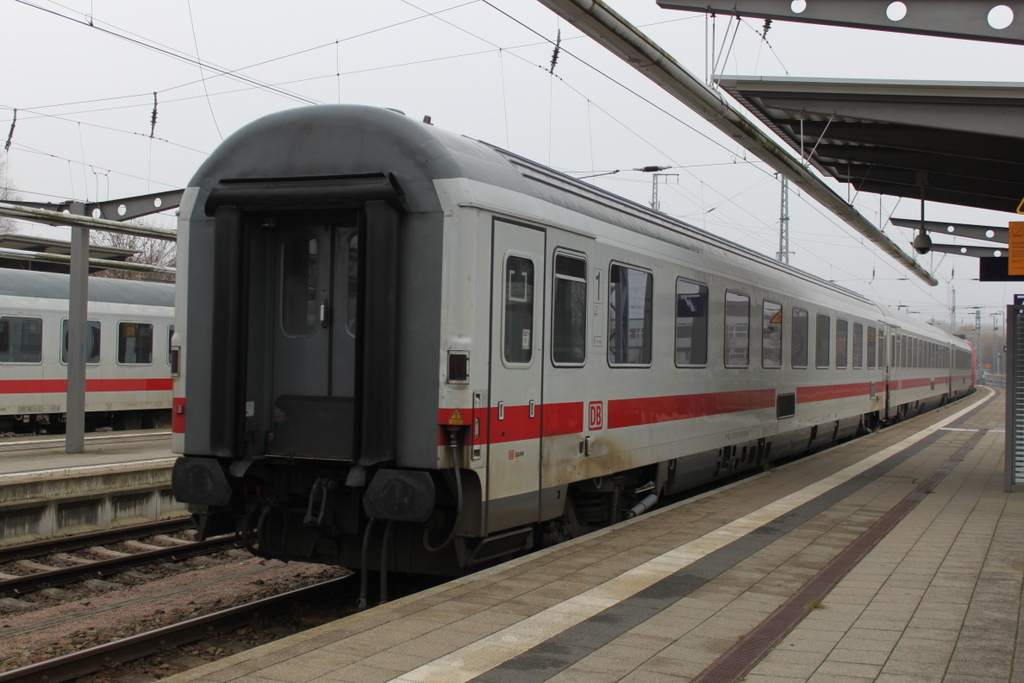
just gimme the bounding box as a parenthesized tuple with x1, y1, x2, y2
(894, 377, 934, 390)
(172, 397, 186, 434)
(607, 389, 776, 430)
(796, 382, 872, 403)
(0, 378, 172, 394)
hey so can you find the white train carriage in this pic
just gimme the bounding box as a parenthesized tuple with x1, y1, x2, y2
(0, 269, 175, 432)
(170, 105, 973, 576)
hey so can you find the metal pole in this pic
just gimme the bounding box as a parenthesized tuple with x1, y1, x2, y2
(1006, 304, 1016, 492)
(66, 222, 89, 453)
(778, 176, 790, 264)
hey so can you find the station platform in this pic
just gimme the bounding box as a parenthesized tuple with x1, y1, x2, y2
(0, 432, 181, 542)
(162, 387, 1017, 683)
(0, 430, 173, 476)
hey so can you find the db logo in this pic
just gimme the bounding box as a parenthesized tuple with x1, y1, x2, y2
(588, 401, 604, 431)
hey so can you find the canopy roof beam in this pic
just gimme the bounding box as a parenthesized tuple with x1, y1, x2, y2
(536, 0, 937, 285)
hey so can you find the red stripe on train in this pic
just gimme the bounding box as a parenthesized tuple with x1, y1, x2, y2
(0, 378, 173, 394)
(172, 397, 186, 434)
(607, 389, 776, 430)
(437, 402, 585, 445)
(796, 382, 872, 403)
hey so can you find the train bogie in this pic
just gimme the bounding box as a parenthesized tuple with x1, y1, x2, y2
(171, 105, 973, 576)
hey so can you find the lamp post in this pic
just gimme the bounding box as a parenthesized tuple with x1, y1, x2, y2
(992, 311, 1004, 375)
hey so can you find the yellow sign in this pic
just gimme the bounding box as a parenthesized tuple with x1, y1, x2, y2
(448, 409, 464, 425)
(1010, 222, 1024, 276)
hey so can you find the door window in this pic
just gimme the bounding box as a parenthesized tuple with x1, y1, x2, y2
(792, 308, 808, 368)
(675, 279, 708, 366)
(281, 234, 319, 337)
(503, 255, 535, 364)
(724, 291, 750, 368)
(762, 300, 782, 368)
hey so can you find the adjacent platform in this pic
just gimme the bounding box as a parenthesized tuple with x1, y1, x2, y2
(0, 430, 173, 475)
(0, 431, 182, 543)
(163, 388, 1016, 683)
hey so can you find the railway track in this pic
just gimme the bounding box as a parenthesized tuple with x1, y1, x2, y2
(0, 575, 355, 683)
(0, 518, 239, 596)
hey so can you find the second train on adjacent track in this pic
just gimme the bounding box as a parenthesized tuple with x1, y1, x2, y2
(171, 105, 974, 576)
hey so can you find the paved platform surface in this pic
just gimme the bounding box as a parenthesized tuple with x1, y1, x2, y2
(0, 431, 173, 477)
(162, 387, 1019, 683)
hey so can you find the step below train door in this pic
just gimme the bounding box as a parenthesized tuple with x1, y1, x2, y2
(487, 220, 546, 533)
(267, 214, 360, 459)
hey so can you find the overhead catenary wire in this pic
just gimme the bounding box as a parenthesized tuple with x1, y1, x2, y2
(12, 0, 320, 106)
(185, 0, 222, 141)
(7, 1, 950, 310)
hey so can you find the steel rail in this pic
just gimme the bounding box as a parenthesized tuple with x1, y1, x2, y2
(0, 576, 354, 683)
(0, 518, 193, 564)
(0, 535, 239, 596)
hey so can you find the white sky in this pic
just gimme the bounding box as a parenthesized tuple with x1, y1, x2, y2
(1, 0, 1021, 331)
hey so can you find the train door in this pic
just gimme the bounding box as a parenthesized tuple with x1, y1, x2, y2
(886, 325, 901, 421)
(487, 220, 546, 533)
(268, 218, 359, 459)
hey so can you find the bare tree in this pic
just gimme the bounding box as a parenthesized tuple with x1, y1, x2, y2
(0, 153, 19, 234)
(91, 219, 176, 281)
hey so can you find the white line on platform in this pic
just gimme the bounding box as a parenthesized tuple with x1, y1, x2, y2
(939, 427, 1004, 433)
(390, 388, 994, 683)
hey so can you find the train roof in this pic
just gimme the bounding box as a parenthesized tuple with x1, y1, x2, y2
(191, 105, 966, 348)
(192, 105, 875, 304)
(0, 268, 174, 307)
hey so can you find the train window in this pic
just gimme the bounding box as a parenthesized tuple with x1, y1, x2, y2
(853, 323, 864, 368)
(724, 291, 750, 368)
(552, 252, 587, 365)
(792, 308, 808, 368)
(504, 255, 535, 365)
(900, 334, 907, 368)
(281, 234, 319, 337)
(61, 320, 101, 364)
(347, 234, 358, 336)
(815, 314, 830, 368)
(608, 264, 653, 366)
(675, 279, 708, 367)
(762, 300, 782, 368)
(118, 322, 153, 364)
(167, 324, 175, 365)
(878, 330, 886, 368)
(0, 316, 42, 363)
(867, 327, 877, 368)
(836, 319, 849, 368)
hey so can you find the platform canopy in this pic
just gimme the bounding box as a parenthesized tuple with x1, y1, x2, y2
(0, 233, 138, 273)
(718, 77, 1024, 214)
